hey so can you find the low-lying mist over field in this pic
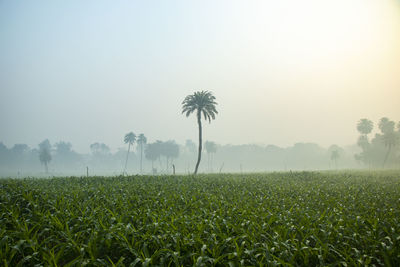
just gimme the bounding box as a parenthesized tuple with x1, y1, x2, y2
(0, 139, 359, 176)
(1, 115, 399, 177)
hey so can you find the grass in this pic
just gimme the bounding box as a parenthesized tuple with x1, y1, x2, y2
(0, 171, 399, 266)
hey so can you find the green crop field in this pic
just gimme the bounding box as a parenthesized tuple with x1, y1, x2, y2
(1, 171, 399, 266)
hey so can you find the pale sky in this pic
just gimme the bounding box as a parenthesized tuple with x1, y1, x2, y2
(1, 0, 399, 153)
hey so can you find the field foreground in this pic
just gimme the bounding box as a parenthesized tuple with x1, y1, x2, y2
(1, 171, 400, 266)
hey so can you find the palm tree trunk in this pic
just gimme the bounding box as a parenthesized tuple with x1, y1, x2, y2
(124, 143, 131, 174)
(194, 111, 202, 174)
(44, 161, 48, 174)
(382, 145, 392, 168)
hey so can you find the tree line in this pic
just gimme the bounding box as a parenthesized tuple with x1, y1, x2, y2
(355, 117, 400, 168)
(0, 137, 219, 176)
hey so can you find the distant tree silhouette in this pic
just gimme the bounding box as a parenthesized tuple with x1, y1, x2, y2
(357, 119, 373, 138)
(55, 141, 72, 155)
(8, 144, 29, 168)
(355, 119, 374, 167)
(54, 141, 80, 168)
(379, 118, 398, 168)
(90, 142, 110, 155)
(137, 134, 147, 174)
(185, 139, 196, 154)
(330, 150, 339, 169)
(123, 132, 136, 174)
(11, 144, 29, 155)
(355, 117, 400, 168)
(378, 117, 394, 134)
(153, 140, 164, 170)
(39, 139, 52, 173)
(0, 143, 8, 166)
(145, 142, 159, 173)
(162, 140, 179, 172)
(357, 135, 370, 150)
(0, 142, 7, 156)
(182, 91, 218, 174)
(205, 141, 217, 172)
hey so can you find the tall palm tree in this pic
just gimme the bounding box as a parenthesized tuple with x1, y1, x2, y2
(182, 91, 218, 174)
(137, 133, 147, 174)
(123, 132, 136, 174)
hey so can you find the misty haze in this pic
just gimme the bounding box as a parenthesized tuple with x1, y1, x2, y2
(0, 1, 399, 266)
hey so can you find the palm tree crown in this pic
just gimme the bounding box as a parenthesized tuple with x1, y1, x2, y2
(357, 119, 373, 135)
(182, 91, 218, 122)
(123, 132, 136, 175)
(124, 132, 136, 145)
(378, 117, 395, 134)
(137, 134, 147, 145)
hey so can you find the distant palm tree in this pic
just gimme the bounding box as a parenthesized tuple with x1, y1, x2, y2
(378, 117, 394, 134)
(137, 133, 147, 174)
(382, 132, 398, 167)
(357, 119, 373, 137)
(182, 91, 218, 174)
(378, 118, 397, 168)
(123, 132, 136, 174)
(355, 119, 374, 168)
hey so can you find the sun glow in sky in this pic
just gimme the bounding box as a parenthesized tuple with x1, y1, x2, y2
(0, 0, 399, 152)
